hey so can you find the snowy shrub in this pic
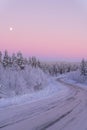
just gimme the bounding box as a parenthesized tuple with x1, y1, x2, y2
(24, 66, 49, 88)
(0, 65, 49, 98)
(67, 70, 87, 83)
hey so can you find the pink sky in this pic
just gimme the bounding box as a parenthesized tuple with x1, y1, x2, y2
(0, 0, 87, 61)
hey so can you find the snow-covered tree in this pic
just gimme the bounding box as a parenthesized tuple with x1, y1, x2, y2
(16, 52, 25, 69)
(31, 57, 37, 68)
(3, 50, 9, 68)
(80, 59, 87, 76)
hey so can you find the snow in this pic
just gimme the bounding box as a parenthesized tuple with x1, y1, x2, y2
(0, 65, 50, 98)
(1, 74, 87, 130)
(63, 77, 87, 90)
(0, 78, 68, 108)
(0, 78, 70, 130)
(63, 70, 87, 90)
(1, 60, 87, 130)
(1, 77, 87, 130)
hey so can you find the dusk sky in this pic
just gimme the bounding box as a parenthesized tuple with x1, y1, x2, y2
(0, 0, 87, 61)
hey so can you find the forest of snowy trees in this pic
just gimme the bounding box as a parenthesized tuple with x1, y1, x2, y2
(0, 50, 78, 75)
(0, 50, 80, 98)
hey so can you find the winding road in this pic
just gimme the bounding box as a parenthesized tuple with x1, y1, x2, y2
(0, 78, 87, 130)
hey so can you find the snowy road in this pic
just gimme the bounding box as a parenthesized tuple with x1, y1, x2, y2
(0, 79, 87, 130)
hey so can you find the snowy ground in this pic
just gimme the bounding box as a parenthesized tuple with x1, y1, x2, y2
(1, 77, 87, 130)
(63, 77, 87, 90)
(61, 71, 87, 91)
(0, 78, 67, 108)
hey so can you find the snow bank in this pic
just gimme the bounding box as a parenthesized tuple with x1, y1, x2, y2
(61, 71, 87, 90)
(0, 78, 68, 108)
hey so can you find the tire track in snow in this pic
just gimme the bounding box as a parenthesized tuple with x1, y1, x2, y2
(34, 78, 87, 130)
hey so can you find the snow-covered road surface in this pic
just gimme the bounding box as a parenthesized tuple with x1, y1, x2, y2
(0, 79, 87, 130)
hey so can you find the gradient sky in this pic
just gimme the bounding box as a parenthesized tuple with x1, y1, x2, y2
(0, 0, 87, 61)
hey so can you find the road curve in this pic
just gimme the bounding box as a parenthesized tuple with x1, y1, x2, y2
(0, 78, 87, 130)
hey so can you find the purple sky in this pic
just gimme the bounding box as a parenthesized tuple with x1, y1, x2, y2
(0, 0, 87, 61)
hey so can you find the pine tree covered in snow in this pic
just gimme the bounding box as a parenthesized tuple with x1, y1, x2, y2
(80, 59, 87, 76)
(16, 52, 25, 70)
(3, 50, 9, 68)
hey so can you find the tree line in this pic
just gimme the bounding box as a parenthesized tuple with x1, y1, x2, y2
(0, 50, 78, 76)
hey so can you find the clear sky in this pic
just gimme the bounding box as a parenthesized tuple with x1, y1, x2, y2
(0, 0, 87, 61)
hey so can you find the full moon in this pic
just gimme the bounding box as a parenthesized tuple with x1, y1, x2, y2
(10, 27, 13, 31)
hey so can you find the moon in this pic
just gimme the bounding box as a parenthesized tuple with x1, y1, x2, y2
(10, 27, 13, 31)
